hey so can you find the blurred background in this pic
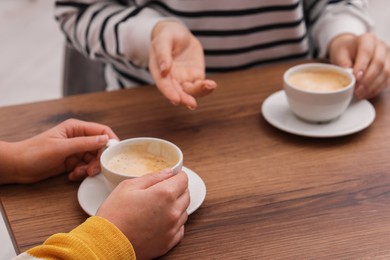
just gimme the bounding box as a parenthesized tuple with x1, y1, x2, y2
(0, 0, 389, 107)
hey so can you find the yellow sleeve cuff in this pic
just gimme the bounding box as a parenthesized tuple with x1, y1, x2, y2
(26, 216, 135, 260)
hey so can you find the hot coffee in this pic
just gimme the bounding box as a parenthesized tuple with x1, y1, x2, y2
(287, 69, 350, 92)
(101, 137, 183, 191)
(283, 63, 355, 122)
(107, 149, 174, 177)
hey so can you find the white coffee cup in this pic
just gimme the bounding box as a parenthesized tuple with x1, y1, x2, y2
(100, 137, 183, 191)
(283, 63, 355, 122)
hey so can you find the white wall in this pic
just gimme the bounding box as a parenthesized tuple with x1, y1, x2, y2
(367, 0, 390, 45)
(0, 0, 62, 107)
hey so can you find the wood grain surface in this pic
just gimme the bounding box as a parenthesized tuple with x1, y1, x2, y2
(1, 60, 390, 259)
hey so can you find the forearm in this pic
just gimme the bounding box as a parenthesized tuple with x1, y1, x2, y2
(55, 0, 168, 68)
(0, 141, 18, 185)
(0, 140, 42, 185)
(307, 0, 373, 58)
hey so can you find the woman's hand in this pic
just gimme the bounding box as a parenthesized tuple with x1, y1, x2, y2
(329, 32, 390, 99)
(149, 20, 217, 110)
(97, 169, 190, 260)
(0, 119, 118, 184)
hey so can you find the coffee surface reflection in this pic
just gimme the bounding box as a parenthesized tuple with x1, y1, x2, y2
(107, 150, 172, 177)
(288, 69, 350, 92)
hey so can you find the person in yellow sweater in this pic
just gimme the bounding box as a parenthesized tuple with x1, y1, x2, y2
(1, 118, 190, 260)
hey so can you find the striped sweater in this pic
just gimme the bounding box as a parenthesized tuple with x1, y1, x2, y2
(54, 0, 372, 90)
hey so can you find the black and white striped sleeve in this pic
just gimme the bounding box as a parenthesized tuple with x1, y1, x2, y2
(304, 0, 373, 58)
(54, 0, 168, 69)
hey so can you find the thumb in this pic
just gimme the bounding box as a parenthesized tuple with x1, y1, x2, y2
(330, 46, 353, 69)
(123, 169, 174, 190)
(58, 134, 109, 157)
(152, 33, 173, 76)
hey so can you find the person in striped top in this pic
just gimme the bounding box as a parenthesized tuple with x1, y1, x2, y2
(2, 119, 189, 259)
(55, 0, 389, 109)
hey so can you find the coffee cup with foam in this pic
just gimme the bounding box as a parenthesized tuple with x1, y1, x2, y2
(100, 137, 183, 191)
(283, 63, 355, 123)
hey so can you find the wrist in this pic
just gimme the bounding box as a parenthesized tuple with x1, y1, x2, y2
(120, 8, 170, 67)
(152, 20, 185, 40)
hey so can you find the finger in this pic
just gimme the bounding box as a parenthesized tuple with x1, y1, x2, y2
(149, 49, 181, 106)
(58, 135, 110, 159)
(173, 80, 198, 110)
(169, 199, 189, 238)
(87, 147, 107, 176)
(366, 73, 386, 98)
(68, 164, 88, 181)
(181, 80, 206, 97)
(153, 73, 183, 106)
(153, 171, 189, 199)
(359, 40, 387, 87)
(354, 82, 365, 99)
(82, 152, 96, 163)
(174, 185, 190, 211)
(182, 79, 217, 97)
(63, 119, 118, 140)
(353, 33, 376, 80)
(204, 79, 218, 89)
(355, 40, 388, 99)
(64, 154, 83, 172)
(153, 69, 198, 109)
(173, 61, 205, 83)
(330, 43, 354, 69)
(176, 213, 188, 237)
(167, 225, 185, 251)
(365, 73, 387, 99)
(86, 158, 101, 177)
(179, 206, 189, 226)
(151, 33, 173, 76)
(120, 168, 174, 190)
(171, 214, 187, 246)
(170, 65, 196, 83)
(177, 187, 191, 213)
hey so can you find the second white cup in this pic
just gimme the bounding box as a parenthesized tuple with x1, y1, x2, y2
(283, 63, 356, 123)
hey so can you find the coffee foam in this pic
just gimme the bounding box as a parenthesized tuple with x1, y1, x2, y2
(106, 143, 177, 177)
(288, 69, 350, 92)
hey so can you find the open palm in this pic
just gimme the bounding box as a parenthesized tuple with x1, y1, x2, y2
(149, 21, 216, 110)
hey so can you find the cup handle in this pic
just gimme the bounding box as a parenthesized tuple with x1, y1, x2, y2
(343, 68, 360, 104)
(344, 68, 354, 75)
(100, 139, 120, 154)
(106, 139, 120, 148)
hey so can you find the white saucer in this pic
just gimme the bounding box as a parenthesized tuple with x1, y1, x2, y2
(261, 90, 376, 138)
(77, 166, 206, 216)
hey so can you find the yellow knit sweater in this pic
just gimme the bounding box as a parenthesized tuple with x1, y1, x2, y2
(14, 216, 136, 259)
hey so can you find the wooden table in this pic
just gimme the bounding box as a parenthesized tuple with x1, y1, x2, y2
(1, 60, 390, 259)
